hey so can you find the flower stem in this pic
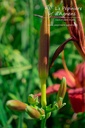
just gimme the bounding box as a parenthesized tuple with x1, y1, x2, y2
(41, 118, 46, 128)
(40, 78, 47, 128)
(18, 114, 23, 128)
(41, 79, 47, 108)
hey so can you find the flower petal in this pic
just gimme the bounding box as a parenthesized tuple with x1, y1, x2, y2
(68, 87, 85, 113)
(50, 38, 73, 68)
(35, 84, 60, 97)
(53, 69, 76, 88)
(45, 84, 60, 95)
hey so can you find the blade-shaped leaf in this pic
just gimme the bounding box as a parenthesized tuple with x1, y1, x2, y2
(0, 100, 7, 126)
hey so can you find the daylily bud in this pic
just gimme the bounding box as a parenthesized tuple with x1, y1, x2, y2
(57, 77, 66, 108)
(26, 106, 41, 119)
(6, 100, 27, 111)
(57, 77, 66, 99)
(38, 8, 50, 79)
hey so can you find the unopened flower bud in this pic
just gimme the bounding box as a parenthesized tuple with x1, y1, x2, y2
(57, 77, 66, 108)
(6, 100, 27, 111)
(38, 8, 50, 79)
(26, 106, 41, 119)
(58, 77, 66, 99)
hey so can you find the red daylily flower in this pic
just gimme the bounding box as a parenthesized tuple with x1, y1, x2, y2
(50, 0, 85, 68)
(52, 62, 85, 113)
(50, 51, 85, 113)
(48, 0, 85, 113)
(35, 0, 85, 113)
(35, 62, 85, 113)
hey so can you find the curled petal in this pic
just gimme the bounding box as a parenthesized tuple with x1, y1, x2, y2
(50, 38, 76, 68)
(63, 0, 85, 60)
(53, 69, 76, 88)
(72, 0, 85, 54)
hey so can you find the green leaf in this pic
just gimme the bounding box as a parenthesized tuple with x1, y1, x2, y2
(0, 99, 7, 126)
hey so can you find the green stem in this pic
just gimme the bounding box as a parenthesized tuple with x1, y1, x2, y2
(18, 114, 23, 128)
(41, 118, 46, 128)
(40, 78, 47, 128)
(41, 79, 47, 108)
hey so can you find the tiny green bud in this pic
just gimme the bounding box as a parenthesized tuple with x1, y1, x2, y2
(38, 108, 45, 119)
(46, 112, 51, 119)
(6, 100, 27, 111)
(38, 108, 45, 115)
(28, 94, 39, 105)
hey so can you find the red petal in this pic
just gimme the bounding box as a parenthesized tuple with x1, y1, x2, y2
(50, 38, 74, 68)
(53, 69, 76, 88)
(45, 84, 60, 95)
(35, 84, 60, 97)
(68, 88, 85, 113)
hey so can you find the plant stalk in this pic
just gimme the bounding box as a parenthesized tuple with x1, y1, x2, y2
(40, 79, 47, 128)
(41, 118, 46, 128)
(41, 79, 47, 108)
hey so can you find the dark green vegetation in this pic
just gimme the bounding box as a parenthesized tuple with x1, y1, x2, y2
(0, 0, 85, 128)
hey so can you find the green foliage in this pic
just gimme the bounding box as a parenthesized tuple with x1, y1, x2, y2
(0, 0, 85, 128)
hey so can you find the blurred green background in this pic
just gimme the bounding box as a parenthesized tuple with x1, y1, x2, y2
(0, 0, 85, 128)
